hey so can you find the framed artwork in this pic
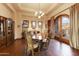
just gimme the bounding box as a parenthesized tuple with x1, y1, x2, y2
(38, 21, 43, 28)
(22, 20, 29, 28)
(31, 21, 36, 29)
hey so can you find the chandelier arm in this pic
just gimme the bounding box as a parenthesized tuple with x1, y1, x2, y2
(34, 3, 44, 18)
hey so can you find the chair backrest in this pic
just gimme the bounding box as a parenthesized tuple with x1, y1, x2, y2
(42, 32, 48, 39)
(26, 32, 35, 55)
(26, 33, 33, 50)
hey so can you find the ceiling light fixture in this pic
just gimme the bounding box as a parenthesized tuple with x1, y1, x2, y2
(34, 3, 45, 18)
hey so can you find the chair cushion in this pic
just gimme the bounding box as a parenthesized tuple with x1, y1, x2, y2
(42, 39, 47, 42)
(33, 43, 38, 48)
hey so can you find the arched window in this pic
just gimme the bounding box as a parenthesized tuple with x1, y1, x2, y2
(55, 14, 70, 40)
(62, 15, 70, 39)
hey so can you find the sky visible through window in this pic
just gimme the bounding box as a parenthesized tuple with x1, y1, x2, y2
(62, 17, 70, 25)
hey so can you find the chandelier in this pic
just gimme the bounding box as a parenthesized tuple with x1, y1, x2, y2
(34, 3, 45, 18)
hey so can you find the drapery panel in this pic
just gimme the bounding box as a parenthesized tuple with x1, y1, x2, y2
(69, 4, 79, 49)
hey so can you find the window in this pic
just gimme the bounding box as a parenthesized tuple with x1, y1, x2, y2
(62, 16, 70, 39)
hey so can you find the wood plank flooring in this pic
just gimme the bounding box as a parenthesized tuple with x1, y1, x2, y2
(47, 39, 79, 56)
(0, 39, 79, 56)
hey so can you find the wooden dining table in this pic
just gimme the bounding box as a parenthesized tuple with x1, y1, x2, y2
(32, 35, 43, 50)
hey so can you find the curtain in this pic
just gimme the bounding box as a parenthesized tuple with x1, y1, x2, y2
(69, 4, 79, 49)
(50, 16, 55, 38)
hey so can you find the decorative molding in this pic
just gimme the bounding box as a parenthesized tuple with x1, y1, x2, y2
(4, 4, 16, 13)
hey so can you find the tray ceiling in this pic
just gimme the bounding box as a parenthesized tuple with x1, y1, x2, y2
(5, 3, 63, 17)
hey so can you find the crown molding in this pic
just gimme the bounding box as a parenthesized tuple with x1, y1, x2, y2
(4, 4, 16, 13)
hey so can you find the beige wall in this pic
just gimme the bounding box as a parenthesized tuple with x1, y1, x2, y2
(0, 4, 18, 39)
(48, 3, 75, 18)
(14, 13, 48, 39)
(0, 4, 48, 39)
(13, 13, 21, 39)
(54, 9, 70, 18)
(0, 3, 75, 39)
(0, 4, 13, 18)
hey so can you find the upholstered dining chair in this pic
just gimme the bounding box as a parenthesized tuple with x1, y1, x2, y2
(25, 32, 39, 56)
(42, 32, 50, 48)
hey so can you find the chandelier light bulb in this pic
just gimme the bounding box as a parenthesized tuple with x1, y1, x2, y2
(35, 11, 38, 16)
(41, 13, 44, 16)
(38, 16, 41, 18)
(39, 11, 42, 14)
(34, 10, 44, 18)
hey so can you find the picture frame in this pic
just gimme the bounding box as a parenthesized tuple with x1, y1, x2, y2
(22, 20, 29, 28)
(38, 21, 43, 28)
(31, 21, 36, 29)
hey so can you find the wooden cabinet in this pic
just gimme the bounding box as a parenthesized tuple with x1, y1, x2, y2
(0, 16, 14, 47)
(6, 18, 14, 46)
(0, 17, 6, 47)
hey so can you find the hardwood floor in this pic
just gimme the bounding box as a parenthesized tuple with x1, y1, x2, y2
(47, 39, 79, 56)
(0, 39, 79, 56)
(0, 39, 26, 56)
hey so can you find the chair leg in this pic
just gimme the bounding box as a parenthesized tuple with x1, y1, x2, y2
(31, 49, 34, 56)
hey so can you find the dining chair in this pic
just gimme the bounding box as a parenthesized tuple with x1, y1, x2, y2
(25, 32, 39, 56)
(42, 32, 50, 48)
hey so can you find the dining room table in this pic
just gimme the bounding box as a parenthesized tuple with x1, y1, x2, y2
(32, 35, 43, 51)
